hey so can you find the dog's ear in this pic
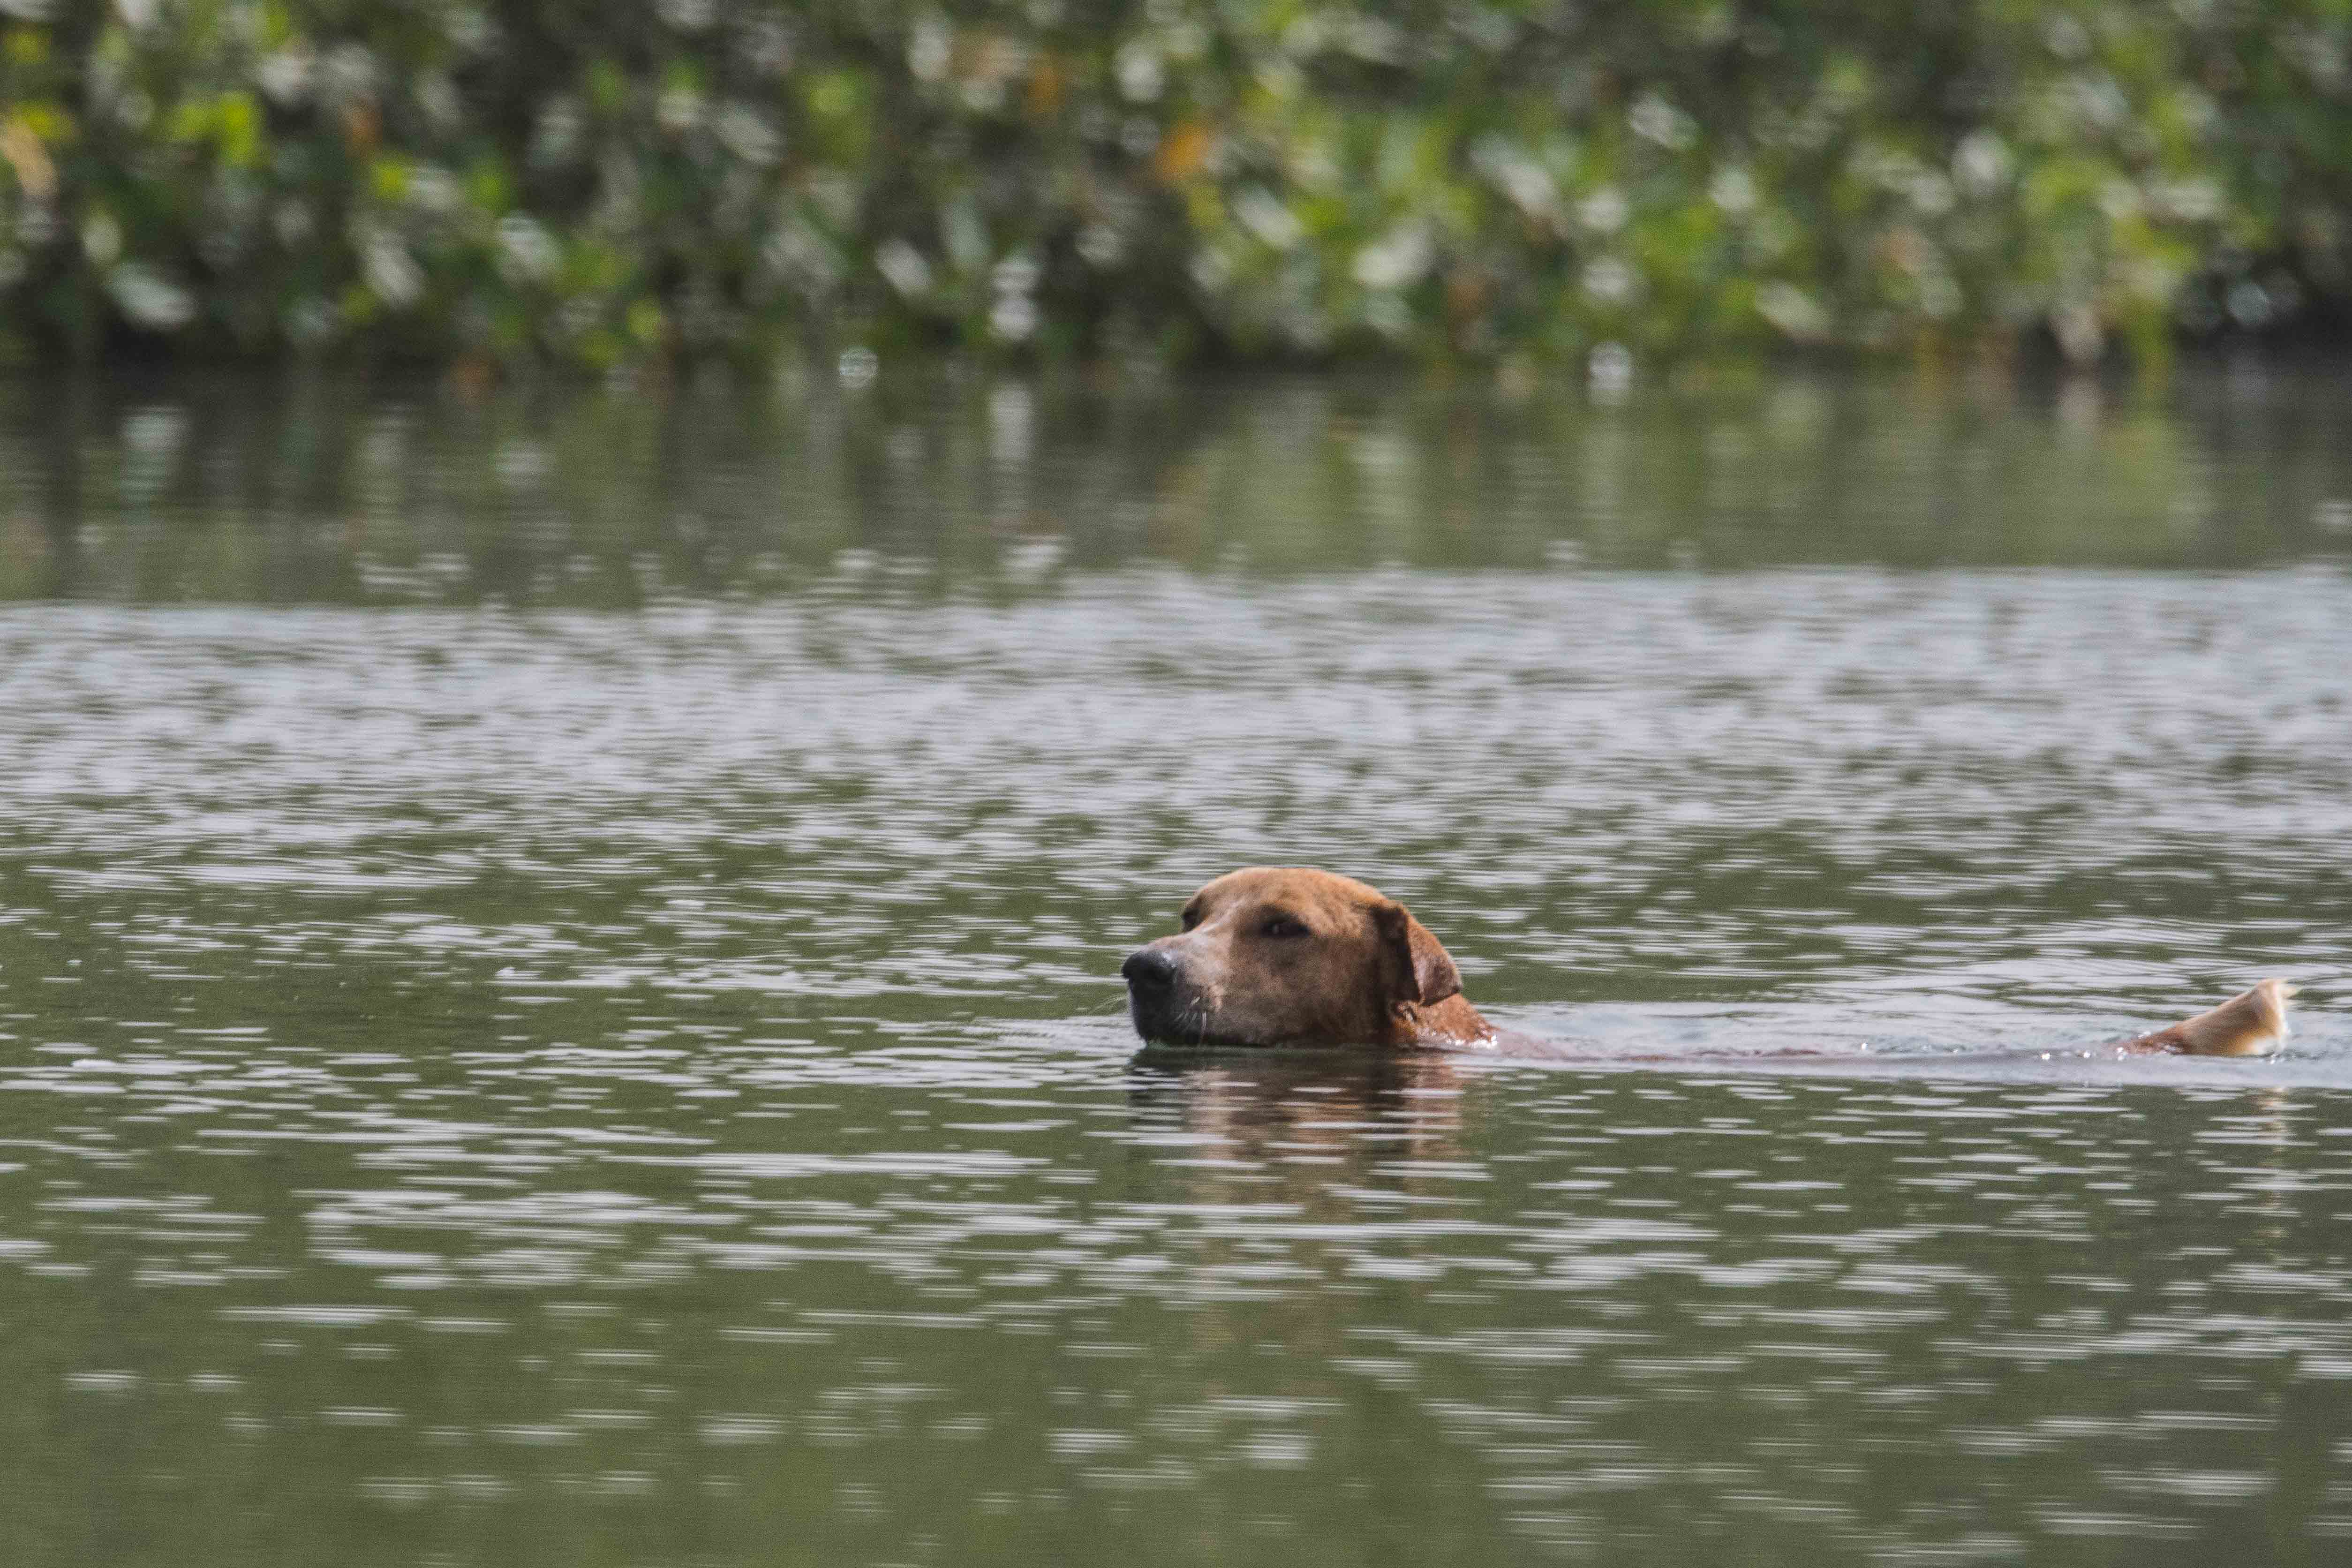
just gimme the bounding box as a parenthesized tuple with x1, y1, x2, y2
(1371, 899, 1462, 1008)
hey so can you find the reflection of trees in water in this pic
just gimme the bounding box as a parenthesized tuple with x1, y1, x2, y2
(4, 371, 2341, 602)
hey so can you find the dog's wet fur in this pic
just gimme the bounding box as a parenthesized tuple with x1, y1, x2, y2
(1123, 867, 2298, 1058)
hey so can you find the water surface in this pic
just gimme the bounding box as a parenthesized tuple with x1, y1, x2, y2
(1, 368, 2348, 1564)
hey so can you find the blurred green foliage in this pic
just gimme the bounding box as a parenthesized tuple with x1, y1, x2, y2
(1, 1, 2346, 371)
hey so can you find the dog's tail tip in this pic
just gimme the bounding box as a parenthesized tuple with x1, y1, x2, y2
(2247, 976, 2298, 1021)
(2191, 977, 2297, 1056)
(2127, 977, 2299, 1056)
(2257, 976, 2299, 1030)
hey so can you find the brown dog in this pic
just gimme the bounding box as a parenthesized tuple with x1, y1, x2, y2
(1122, 868, 1495, 1049)
(1121, 866, 2298, 1057)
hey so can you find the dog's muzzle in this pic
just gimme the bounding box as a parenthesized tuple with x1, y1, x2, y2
(1121, 946, 1187, 1040)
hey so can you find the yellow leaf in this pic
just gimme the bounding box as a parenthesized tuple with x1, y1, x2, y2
(1155, 121, 1214, 182)
(0, 116, 55, 201)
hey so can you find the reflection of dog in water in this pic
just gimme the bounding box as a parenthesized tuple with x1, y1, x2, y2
(1122, 866, 2298, 1057)
(1126, 1051, 1470, 1173)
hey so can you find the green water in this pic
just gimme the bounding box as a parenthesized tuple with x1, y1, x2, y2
(1, 366, 2349, 1565)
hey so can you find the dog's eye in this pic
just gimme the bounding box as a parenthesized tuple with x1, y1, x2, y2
(1180, 905, 1203, 931)
(1258, 916, 1309, 940)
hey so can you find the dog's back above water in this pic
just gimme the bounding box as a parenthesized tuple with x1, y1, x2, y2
(1120, 866, 2298, 1058)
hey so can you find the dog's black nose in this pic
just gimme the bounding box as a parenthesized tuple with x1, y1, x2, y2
(1122, 947, 1179, 993)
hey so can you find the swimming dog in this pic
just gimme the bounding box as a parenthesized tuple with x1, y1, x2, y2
(1120, 866, 2297, 1056)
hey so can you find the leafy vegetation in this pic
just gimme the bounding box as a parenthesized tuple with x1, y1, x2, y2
(2, 1, 2346, 371)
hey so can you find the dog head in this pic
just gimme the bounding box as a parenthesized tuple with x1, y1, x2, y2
(1120, 867, 1464, 1048)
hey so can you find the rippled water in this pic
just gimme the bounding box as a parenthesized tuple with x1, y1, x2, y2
(2, 369, 2349, 1564)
